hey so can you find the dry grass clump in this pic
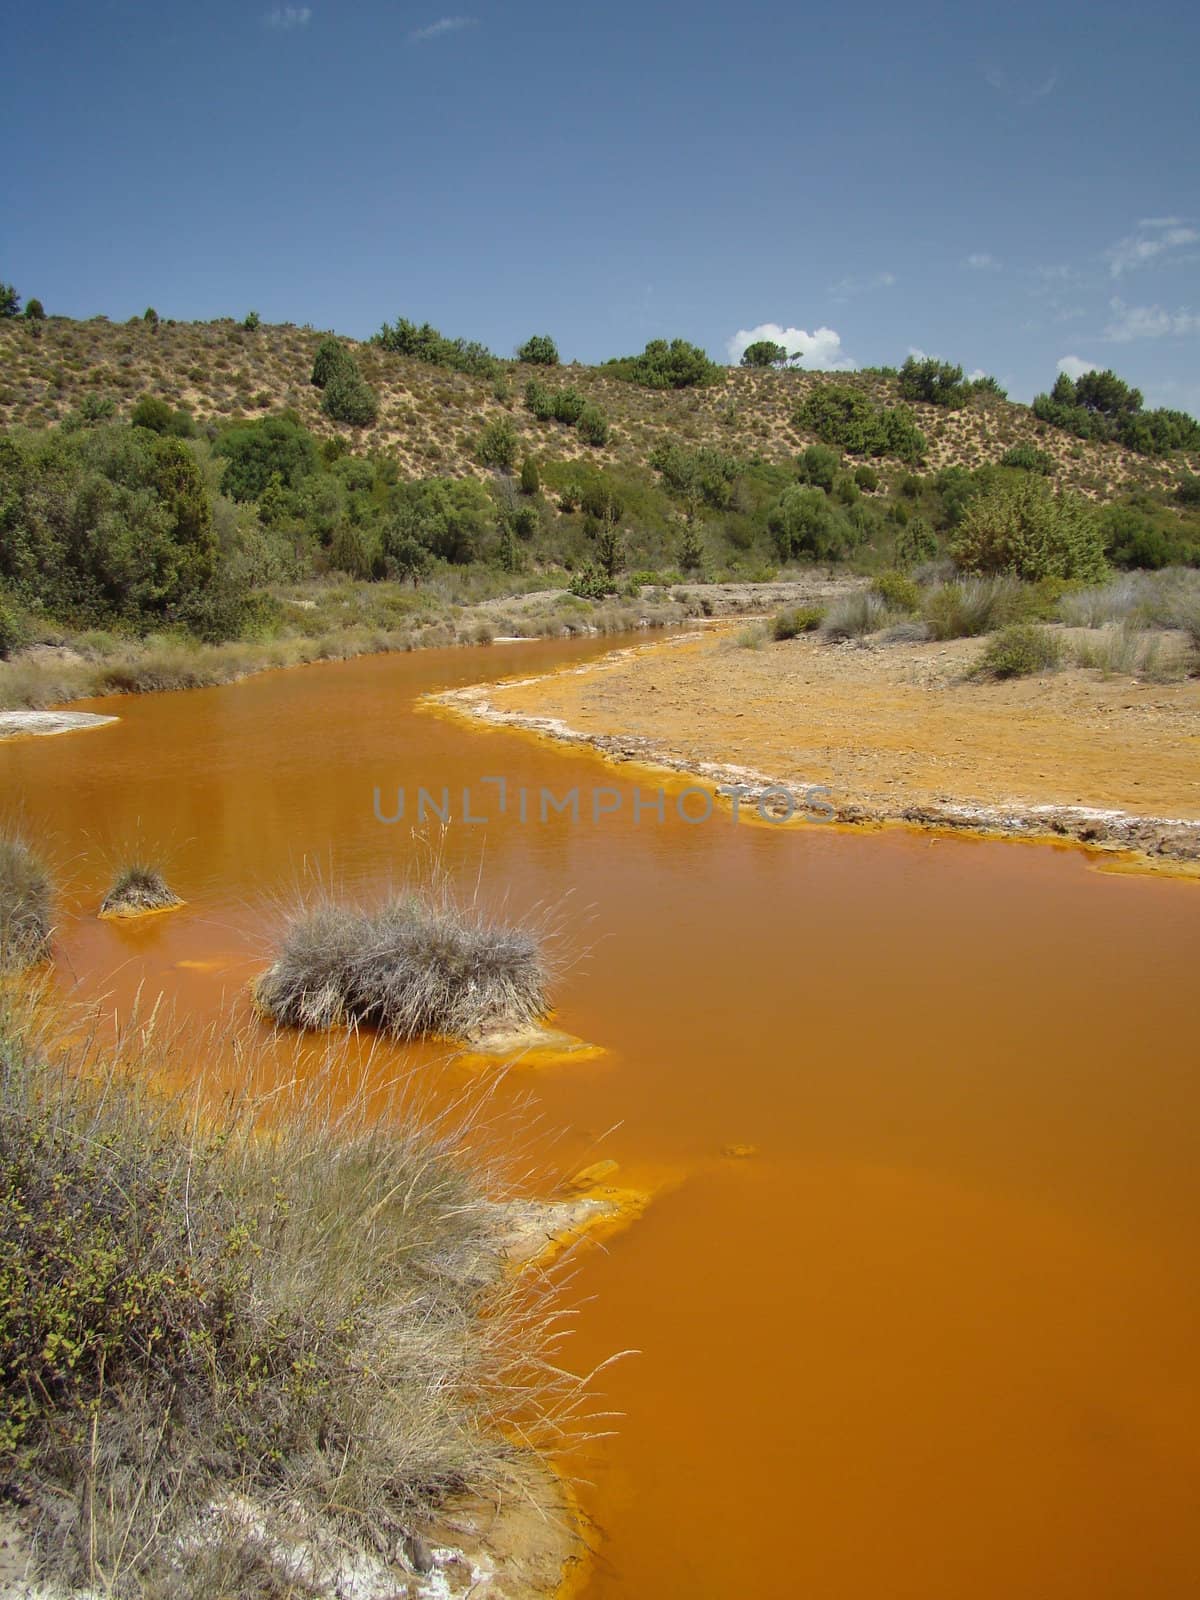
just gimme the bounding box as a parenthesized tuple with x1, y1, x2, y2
(0, 998, 578, 1598)
(254, 880, 553, 1042)
(819, 590, 890, 640)
(1070, 622, 1167, 677)
(922, 575, 1023, 639)
(100, 863, 182, 917)
(0, 834, 52, 972)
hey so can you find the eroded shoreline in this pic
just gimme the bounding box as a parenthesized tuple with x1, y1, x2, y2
(427, 631, 1200, 870)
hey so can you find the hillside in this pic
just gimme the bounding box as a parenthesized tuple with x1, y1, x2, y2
(1, 315, 1193, 499)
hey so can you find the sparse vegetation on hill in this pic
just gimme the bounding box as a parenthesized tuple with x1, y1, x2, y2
(0, 310, 1198, 681)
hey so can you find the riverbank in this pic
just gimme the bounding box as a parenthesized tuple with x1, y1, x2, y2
(430, 626, 1200, 867)
(0, 578, 860, 715)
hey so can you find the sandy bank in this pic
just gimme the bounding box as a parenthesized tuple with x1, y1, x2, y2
(0, 710, 117, 740)
(429, 628, 1200, 867)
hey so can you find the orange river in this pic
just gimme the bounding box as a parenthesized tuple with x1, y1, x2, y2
(3, 634, 1199, 1599)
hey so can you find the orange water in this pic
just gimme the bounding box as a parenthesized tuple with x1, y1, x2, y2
(4, 638, 1200, 1598)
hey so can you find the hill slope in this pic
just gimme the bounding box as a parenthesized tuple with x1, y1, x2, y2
(2, 316, 1193, 499)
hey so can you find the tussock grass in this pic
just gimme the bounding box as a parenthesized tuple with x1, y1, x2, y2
(254, 878, 553, 1042)
(0, 997, 587, 1598)
(0, 834, 52, 972)
(819, 590, 889, 640)
(922, 576, 1023, 640)
(100, 863, 181, 916)
(1058, 568, 1200, 631)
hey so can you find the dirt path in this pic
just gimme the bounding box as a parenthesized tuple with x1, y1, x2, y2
(431, 627, 1200, 866)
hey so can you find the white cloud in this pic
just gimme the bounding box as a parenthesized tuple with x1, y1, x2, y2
(1106, 221, 1199, 277)
(965, 253, 1000, 270)
(828, 271, 895, 301)
(1057, 356, 1099, 380)
(410, 15, 477, 41)
(1104, 298, 1200, 342)
(726, 323, 856, 371)
(985, 66, 1058, 100)
(264, 5, 311, 27)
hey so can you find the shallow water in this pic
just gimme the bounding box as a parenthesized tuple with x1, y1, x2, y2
(4, 636, 1200, 1598)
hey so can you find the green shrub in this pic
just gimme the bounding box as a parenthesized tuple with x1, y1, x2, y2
(0, 284, 19, 318)
(23, 298, 45, 322)
(569, 563, 615, 598)
(950, 477, 1107, 582)
(767, 485, 847, 561)
(0, 835, 52, 972)
(0, 995, 554, 1598)
(0, 427, 218, 628)
(854, 464, 879, 492)
(477, 416, 519, 471)
(143, 306, 159, 327)
(771, 604, 824, 639)
(372, 316, 499, 378)
(130, 394, 193, 436)
(523, 379, 556, 421)
(871, 571, 920, 612)
(517, 334, 559, 365)
(894, 516, 938, 567)
(577, 405, 609, 446)
(551, 388, 587, 425)
(241, 309, 261, 331)
(1175, 474, 1200, 508)
(321, 368, 379, 428)
(520, 457, 540, 494)
(215, 414, 319, 501)
(310, 336, 356, 390)
(999, 442, 1055, 474)
(797, 385, 926, 463)
(798, 444, 840, 491)
(974, 623, 1063, 679)
(0, 590, 28, 659)
(603, 338, 721, 389)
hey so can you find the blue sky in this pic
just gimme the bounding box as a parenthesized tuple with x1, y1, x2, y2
(3, 0, 1199, 412)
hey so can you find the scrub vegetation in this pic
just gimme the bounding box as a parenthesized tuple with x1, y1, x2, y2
(0, 996, 578, 1598)
(1, 304, 1198, 708)
(0, 834, 53, 972)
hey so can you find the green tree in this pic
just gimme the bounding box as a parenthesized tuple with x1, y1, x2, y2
(381, 529, 432, 586)
(740, 340, 787, 368)
(520, 458, 540, 495)
(23, 298, 45, 322)
(797, 444, 839, 492)
(143, 307, 159, 328)
(767, 485, 845, 561)
(311, 337, 357, 390)
(0, 285, 21, 318)
(576, 405, 609, 446)
(898, 356, 968, 408)
(603, 338, 720, 390)
(322, 369, 379, 428)
(517, 334, 559, 365)
(214, 414, 320, 501)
